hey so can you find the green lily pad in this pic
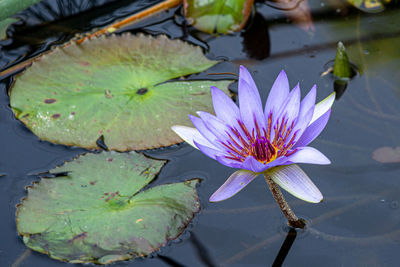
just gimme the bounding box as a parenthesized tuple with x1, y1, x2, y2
(184, 0, 254, 34)
(16, 152, 201, 264)
(0, 18, 17, 40)
(9, 34, 232, 150)
(0, 0, 41, 21)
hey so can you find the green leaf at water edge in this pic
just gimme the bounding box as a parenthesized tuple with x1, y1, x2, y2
(16, 152, 201, 264)
(9, 34, 233, 150)
(0, 18, 17, 40)
(0, 0, 42, 21)
(184, 0, 254, 34)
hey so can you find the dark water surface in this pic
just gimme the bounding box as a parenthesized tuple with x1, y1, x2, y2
(1, 1, 400, 266)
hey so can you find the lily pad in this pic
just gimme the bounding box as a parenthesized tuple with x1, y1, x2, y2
(184, 0, 254, 34)
(16, 152, 201, 264)
(0, 18, 17, 40)
(9, 34, 232, 150)
(0, 0, 41, 21)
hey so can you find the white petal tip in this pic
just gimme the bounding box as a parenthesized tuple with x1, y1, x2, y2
(267, 164, 323, 204)
(306, 195, 323, 203)
(311, 92, 336, 124)
(170, 125, 199, 149)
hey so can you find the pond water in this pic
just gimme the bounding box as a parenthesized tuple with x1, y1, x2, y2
(1, 0, 400, 266)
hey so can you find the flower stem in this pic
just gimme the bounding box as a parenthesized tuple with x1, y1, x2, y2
(264, 173, 306, 229)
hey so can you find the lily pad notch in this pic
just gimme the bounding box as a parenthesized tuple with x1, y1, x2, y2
(10, 33, 233, 151)
(16, 152, 201, 264)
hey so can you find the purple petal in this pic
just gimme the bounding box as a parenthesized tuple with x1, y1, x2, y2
(190, 115, 222, 148)
(242, 156, 268, 173)
(272, 84, 300, 139)
(171, 125, 218, 150)
(287, 147, 331, 165)
(265, 70, 290, 118)
(209, 170, 259, 202)
(239, 65, 259, 95)
(290, 107, 314, 144)
(211, 86, 240, 127)
(310, 92, 335, 124)
(215, 155, 244, 169)
(290, 86, 316, 140)
(264, 156, 291, 168)
(280, 83, 301, 122)
(194, 140, 227, 160)
(238, 66, 267, 132)
(196, 111, 240, 145)
(300, 85, 317, 115)
(241, 155, 293, 173)
(266, 164, 323, 203)
(294, 109, 331, 148)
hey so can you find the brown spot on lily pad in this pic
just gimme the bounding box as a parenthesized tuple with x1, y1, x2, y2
(190, 92, 206, 96)
(68, 232, 88, 244)
(52, 114, 61, 119)
(105, 90, 113, 98)
(136, 88, 148, 95)
(44, 98, 57, 104)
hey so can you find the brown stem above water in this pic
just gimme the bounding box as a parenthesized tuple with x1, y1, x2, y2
(264, 173, 306, 229)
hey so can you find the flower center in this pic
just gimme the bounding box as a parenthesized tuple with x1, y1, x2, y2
(221, 113, 298, 164)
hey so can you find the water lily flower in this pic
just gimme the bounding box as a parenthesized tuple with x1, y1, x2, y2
(172, 66, 334, 205)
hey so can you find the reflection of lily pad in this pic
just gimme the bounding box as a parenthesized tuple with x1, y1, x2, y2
(16, 152, 201, 264)
(10, 34, 232, 150)
(184, 0, 254, 34)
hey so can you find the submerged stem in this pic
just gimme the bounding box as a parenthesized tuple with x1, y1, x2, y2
(264, 173, 305, 229)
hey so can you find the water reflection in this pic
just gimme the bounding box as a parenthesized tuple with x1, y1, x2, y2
(158, 255, 186, 267)
(190, 233, 217, 267)
(241, 12, 270, 60)
(333, 80, 347, 99)
(272, 228, 298, 267)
